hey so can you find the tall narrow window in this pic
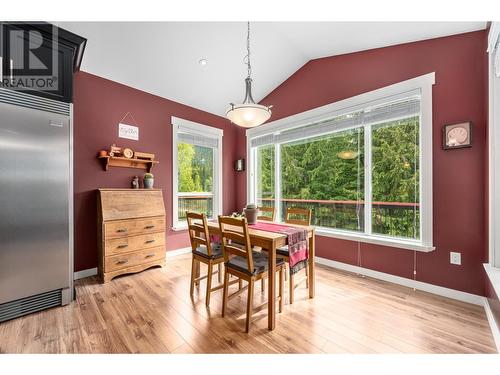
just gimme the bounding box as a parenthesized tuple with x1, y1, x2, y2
(255, 144, 275, 209)
(371, 116, 420, 240)
(177, 143, 214, 221)
(172, 117, 222, 229)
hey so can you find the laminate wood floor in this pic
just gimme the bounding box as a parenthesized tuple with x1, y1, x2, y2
(0, 254, 496, 354)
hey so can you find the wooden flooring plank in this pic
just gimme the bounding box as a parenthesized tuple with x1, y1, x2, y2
(0, 254, 496, 354)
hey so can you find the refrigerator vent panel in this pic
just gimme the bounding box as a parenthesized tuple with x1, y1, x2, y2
(0, 88, 70, 116)
(0, 289, 62, 323)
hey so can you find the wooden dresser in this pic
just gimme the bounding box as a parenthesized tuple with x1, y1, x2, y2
(97, 189, 166, 283)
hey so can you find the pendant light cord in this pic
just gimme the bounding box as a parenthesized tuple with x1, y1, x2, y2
(244, 21, 252, 79)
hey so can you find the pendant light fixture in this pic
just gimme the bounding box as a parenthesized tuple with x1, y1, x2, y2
(226, 22, 272, 128)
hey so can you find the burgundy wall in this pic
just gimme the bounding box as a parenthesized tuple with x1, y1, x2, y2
(235, 126, 248, 212)
(239, 31, 489, 295)
(73, 72, 237, 272)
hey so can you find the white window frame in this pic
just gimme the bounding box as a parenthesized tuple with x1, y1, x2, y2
(246, 73, 435, 252)
(172, 116, 223, 230)
(485, 22, 500, 296)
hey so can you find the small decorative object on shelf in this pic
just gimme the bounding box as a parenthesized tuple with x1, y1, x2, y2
(98, 150, 107, 157)
(134, 151, 155, 161)
(131, 176, 139, 189)
(109, 144, 122, 157)
(123, 147, 134, 159)
(243, 203, 258, 224)
(443, 122, 472, 150)
(143, 172, 154, 189)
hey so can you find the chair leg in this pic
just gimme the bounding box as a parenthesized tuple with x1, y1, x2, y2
(289, 272, 294, 304)
(305, 266, 309, 288)
(190, 257, 196, 295)
(218, 263, 222, 283)
(246, 279, 254, 333)
(222, 271, 229, 317)
(239, 279, 243, 290)
(261, 278, 265, 293)
(206, 262, 213, 307)
(284, 263, 288, 281)
(279, 267, 284, 313)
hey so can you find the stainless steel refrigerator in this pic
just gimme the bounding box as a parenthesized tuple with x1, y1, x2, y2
(0, 87, 73, 322)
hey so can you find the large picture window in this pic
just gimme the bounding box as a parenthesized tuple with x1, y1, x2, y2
(248, 74, 434, 251)
(172, 117, 222, 229)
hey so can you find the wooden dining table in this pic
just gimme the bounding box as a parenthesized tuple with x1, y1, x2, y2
(205, 220, 315, 331)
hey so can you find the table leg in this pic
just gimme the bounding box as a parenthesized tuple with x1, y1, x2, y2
(268, 242, 276, 330)
(308, 232, 315, 298)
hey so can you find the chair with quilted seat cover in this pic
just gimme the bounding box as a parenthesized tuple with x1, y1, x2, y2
(187, 211, 236, 307)
(219, 215, 285, 332)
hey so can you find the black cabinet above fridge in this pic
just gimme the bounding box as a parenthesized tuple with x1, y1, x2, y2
(0, 22, 86, 103)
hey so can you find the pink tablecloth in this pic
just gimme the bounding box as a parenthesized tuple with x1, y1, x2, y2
(249, 222, 309, 274)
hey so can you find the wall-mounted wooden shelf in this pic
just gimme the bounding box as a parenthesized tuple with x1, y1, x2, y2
(98, 156, 159, 173)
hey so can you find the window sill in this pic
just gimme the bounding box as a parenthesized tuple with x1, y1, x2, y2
(484, 263, 500, 298)
(171, 224, 188, 232)
(315, 228, 435, 252)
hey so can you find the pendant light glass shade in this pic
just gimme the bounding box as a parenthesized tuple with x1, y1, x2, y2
(226, 103, 272, 128)
(226, 23, 272, 128)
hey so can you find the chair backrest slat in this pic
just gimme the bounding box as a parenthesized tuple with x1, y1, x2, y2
(284, 207, 312, 226)
(257, 206, 275, 222)
(186, 211, 213, 257)
(218, 215, 254, 273)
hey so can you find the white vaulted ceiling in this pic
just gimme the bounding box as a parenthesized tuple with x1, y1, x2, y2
(57, 22, 486, 117)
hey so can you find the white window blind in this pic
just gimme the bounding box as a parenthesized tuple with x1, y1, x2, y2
(178, 132, 219, 149)
(250, 96, 420, 148)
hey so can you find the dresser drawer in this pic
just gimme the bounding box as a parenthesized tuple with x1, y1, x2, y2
(104, 232, 165, 256)
(105, 246, 165, 273)
(104, 217, 165, 238)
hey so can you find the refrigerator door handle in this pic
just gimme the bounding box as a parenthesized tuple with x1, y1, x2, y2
(9, 59, 13, 84)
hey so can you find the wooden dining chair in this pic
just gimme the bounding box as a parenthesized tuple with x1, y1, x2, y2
(219, 215, 285, 333)
(257, 206, 276, 222)
(280, 207, 312, 304)
(284, 207, 312, 226)
(187, 211, 226, 307)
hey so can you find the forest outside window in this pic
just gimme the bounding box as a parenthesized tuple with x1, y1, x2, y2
(248, 74, 435, 251)
(172, 117, 223, 229)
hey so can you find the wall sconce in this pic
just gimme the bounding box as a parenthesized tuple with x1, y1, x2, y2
(235, 159, 245, 172)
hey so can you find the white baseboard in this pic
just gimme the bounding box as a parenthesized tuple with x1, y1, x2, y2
(484, 298, 500, 353)
(73, 267, 97, 280)
(315, 256, 484, 305)
(166, 247, 191, 257)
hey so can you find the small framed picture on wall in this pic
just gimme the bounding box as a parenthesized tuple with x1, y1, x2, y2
(442, 122, 472, 150)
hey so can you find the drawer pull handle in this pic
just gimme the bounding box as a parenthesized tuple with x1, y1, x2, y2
(116, 228, 128, 233)
(116, 259, 128, 265)
(145, 225, 155, 229)
(117, 244, 128, 249)
(145, 253, 156, 258)
(145, 239, 156, 244)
